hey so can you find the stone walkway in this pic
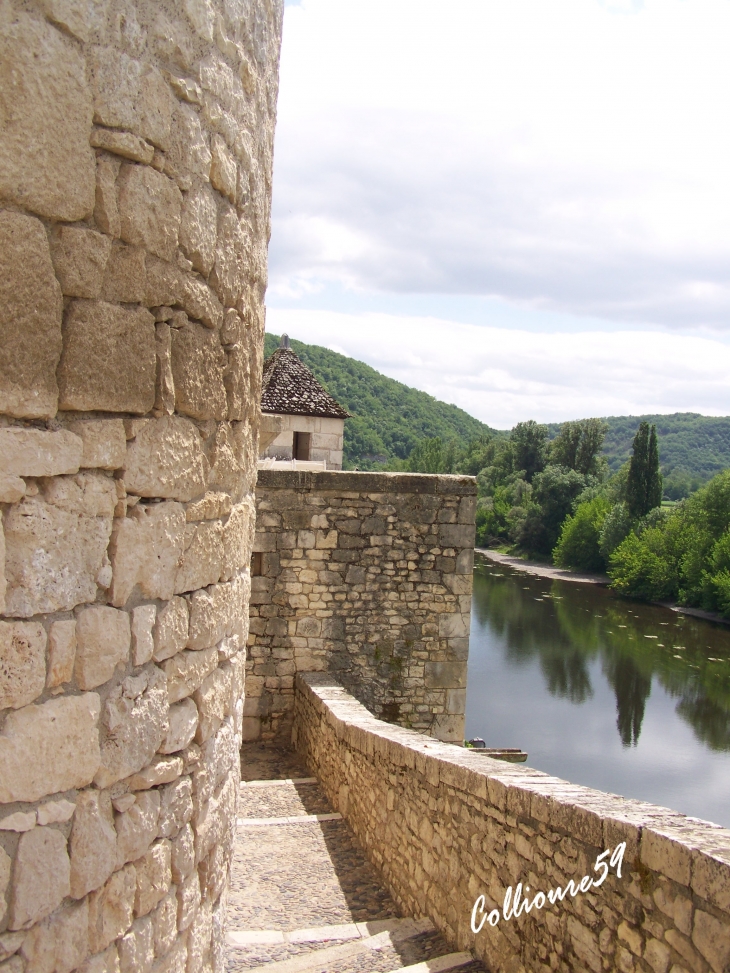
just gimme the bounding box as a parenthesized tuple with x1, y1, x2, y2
(227, 744, 488, 973)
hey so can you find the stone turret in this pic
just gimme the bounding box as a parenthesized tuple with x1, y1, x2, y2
(0, 0, 283, 968)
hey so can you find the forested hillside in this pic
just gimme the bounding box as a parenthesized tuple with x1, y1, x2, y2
(263, 333, 494, 468)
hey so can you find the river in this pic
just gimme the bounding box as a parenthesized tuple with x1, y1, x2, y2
(465, 552, 730, 828)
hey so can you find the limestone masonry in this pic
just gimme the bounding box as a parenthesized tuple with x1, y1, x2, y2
(296, 674, 730, 973)
(249, 470, 477, 745)
(0, 1, 283, 971)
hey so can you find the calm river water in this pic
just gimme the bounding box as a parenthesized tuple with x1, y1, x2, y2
(465, 553, 730, 828)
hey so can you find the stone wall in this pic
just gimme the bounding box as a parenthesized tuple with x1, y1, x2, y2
(0, 2, 282, 971)
(295, 674, 730, 973)
(260, 414, 345, 469)
(248, 470, 476, 745)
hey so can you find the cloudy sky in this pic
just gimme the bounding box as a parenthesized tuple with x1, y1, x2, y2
(266, 0, 730, 428)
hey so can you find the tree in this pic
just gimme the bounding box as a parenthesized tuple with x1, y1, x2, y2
(553, 496, 610, 572)
(510, 420, 548, 482)
(551, 418, 608, 476)
(626, 422, 662, 518)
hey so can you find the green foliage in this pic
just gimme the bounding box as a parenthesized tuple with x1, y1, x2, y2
(626, 422, 662, 518)
(599, 501, 634, 562)
(509, 420, 548, 482)
(263, 333, 493, 468)
(550, 418, 608, 476)
(553, 496, 611, 572)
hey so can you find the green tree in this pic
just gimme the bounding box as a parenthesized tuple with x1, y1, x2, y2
(626, 422, 662, 518)
(510, 421, 548, 482)
(513, 465, 586, 555)
(550, 418, 609, 476)
(553, 495, 610, 572)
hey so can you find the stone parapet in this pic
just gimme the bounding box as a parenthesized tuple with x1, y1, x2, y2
(250, 470, 477, 744)
(0, 1, 283, 970)
(295, 673, 730, 973)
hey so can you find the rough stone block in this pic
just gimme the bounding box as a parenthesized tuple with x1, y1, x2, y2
(118, 916, 154, 973)
(135, 841, 172, 917)
(0, 212, 63, 419)
(9, 826, 71, 930)
(144, 257, 183, 307)
(101, 244, 147, 304)
(194, 664, 233, 742)
(169, 321, 227, 421)
(91, 50, 173, 149)
(80, 944, 121, 973)
(66, 419, 127, 471)
(58, 300, 156, 414)
(127, 756, 183, 791)
(693, 909, 730, 973)
(170, 825, 194, 884)
(424, 661, 467, 689)
(210, 203, 246, 308)
(166, 102, 211, 180)
(0, 847, 9, 926)
(122, 418, 209, 502)
(162, 648, 218, 704)
(153, 598, 189, 663)
(4, 472, 115, 616)
(0, 428, 82, 478)
(0, 14, 95, 222)
(95, 665, 169, 787)
(88, 864, 136, 953)
(438, 612, 470, 639)
(95, 154, 122, 237)
(91, 129, 155, 164)
(157, 777, 193, 839)
(109, 502, 186, 607)
(151, 893, 177, 957)
(0, 473, 25, 504)
(186, 493, 232, 522)
(118, 164, 182, 262)
(69, 791, 117, 899)
(47, 620, 77, 689)
(75, 606, 131, 691)
(155, 323, 175, 416)
(0, 693, 101, 803)
(209, 135, 236, 202)
(19, 899, 89, 973)
(50, 226, 111, 298)
(177, 871, 200, 932)
(187, 580, 244, 651)
(159, 699, 199, 755)
(223, 345, 250, 421)
(0, 621, 46, 710)
(115, 791, 161, 869)
(37, 799, 76, 826)
(40, 0, 95, 42)
(174, 521, 224, 594)
(132, 605, 158, 667)
(179, 185, 218, 276)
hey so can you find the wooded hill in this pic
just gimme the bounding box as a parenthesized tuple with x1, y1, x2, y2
(263, 333, 494, 468)
(264, 334, 730, 480)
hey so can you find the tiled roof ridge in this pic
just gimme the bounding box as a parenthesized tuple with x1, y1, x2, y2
(261, 346, 350, 419)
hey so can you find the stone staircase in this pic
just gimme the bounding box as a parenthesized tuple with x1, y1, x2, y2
(227, 746, 488, 973)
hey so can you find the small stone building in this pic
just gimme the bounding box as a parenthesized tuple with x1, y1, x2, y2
(259, 335, 349, 470)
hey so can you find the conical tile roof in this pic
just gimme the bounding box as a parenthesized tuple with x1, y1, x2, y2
(261, 338, 350, 419)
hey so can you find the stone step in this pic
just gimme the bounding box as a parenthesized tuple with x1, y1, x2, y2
(240, 778, 319, 788)
(237, 813, 343, 827)
(388, 954, 477, 973)
(238, 778, 333, 819)
(228, 917, 435, 948)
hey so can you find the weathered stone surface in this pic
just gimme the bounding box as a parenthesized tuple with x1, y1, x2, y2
(159, 698, 198, 756)
(193, 774, 236, 862)
(170, 322, 227, 421)
(0, 693, 101, 803)
(95, 154, 121, 237)
(224, 345, 251, 420)
(118, 165, 182, 262)
(174, 521, 224, 594)
(3, 473, 115, 616)
(181, 276, 223, 330)
(153, 597, 189, 663)
(0, 518, 4, 615)
(90, 50, 173, 150)
(151, 893, 177, 957)
(162, 648, 217, 704)
(101, 245, 147, 304)
(0, 621, 46, 710)
(135, 840, 171, 917)
(194, 664, 233, 742)
(0, 811, 36, 832)
(154, 324, 175, 416)
(118, 916, 154, 973)
(210, 204, 246, 308)
(79, 944, 120, 973)
(209, 135, 237, 202)
(222, 502, 254, 579)
(692, 909, 730, 973)
(50, 226, 111, 299)
(58, 300, 156, 414)
(188, 579, 244, 651)
(186, 898, 212, 973)
(65, 420, 127, 471)
(208, 422, 247, 492)
(0, 212, 63, 419)
(40, 0, 96, 42)
(0, 428, 82, 478)
(37, 799, 76, 826)
(180, 186, 218, 276)
(176, 871, 200, 932)
(109, 502, 186, 607)
(69, 790, 117, 899)
(0, 473, 25, 504)
(123, 417, 209, 502)
(75, 606, 131, 691)
(165, 102, 211, 180)
(96, 666, 169, 787)
(91, 129, 155, 164)
(157, 777, 193, 839)
(132, 605, 158, 667)
(144, 257, 183, 307)
(127, 756, 182, 791)
(9, 826, 71, 930)
(0, 14, 95, 221)
(88, 864, 136, 953)
(115, 791, 160, 868)
(170, 824, 194, 884)
(0, 847, 9, 925)
(19, 899, 89, 973)
(185, 492, 232, 522)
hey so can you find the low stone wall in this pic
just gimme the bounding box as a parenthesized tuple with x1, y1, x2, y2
(295, 673, 730, 973)
(248, 470, 477, 744)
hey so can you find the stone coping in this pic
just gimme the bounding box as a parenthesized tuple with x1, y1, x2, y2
(256, 469, 477, 496)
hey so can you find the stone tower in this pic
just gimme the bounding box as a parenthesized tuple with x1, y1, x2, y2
(0, 0, 283, 969)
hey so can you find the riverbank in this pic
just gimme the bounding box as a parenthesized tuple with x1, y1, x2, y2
(476, 548, 610, 585)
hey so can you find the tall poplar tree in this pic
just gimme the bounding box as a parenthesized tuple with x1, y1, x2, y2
(627, 421, 662, 518)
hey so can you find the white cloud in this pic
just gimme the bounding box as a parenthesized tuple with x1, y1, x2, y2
(270, 0, 730, 329)
(267, 309, 730, 428)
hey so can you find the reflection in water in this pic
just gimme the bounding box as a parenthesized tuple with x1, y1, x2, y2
(467, 555, 730, 825)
